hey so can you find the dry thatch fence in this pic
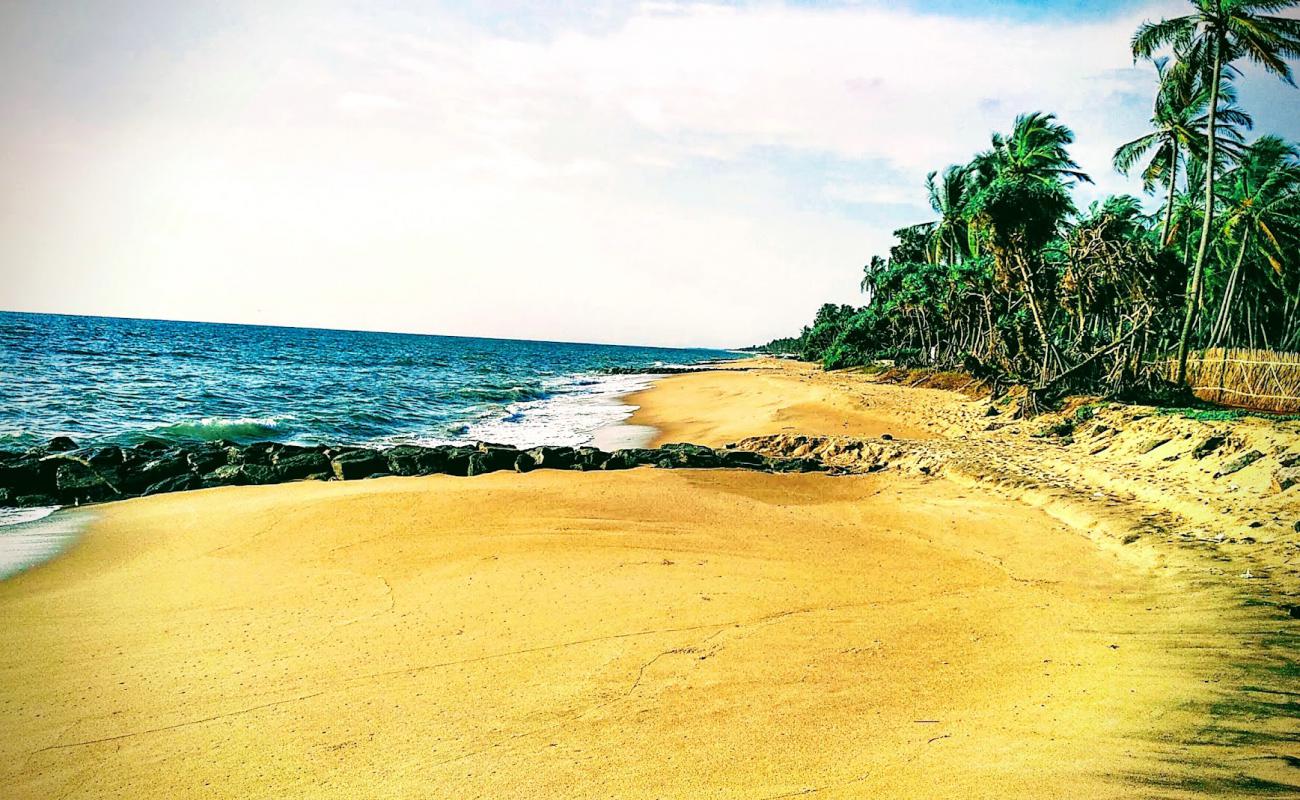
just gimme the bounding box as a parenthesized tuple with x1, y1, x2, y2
(1168, 348, 1300, 413)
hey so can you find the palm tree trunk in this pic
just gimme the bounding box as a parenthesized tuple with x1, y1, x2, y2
(1161, 140, 1178, 247)
(1210, 230, 1249, 347)
(1175, 37, 1222, 386)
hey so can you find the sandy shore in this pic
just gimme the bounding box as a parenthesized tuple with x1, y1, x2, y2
(3, 360, 1297, 797)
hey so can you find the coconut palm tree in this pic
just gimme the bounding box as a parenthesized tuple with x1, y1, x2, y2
(967, 112, 1091, 381)
(1208, 135, 1300, 345)
(1132, 0, 1300, 384)
(1112, 57, 1252, 246)
(925, 165, 971, 264)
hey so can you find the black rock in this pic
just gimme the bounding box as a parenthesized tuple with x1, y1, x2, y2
(143, 472, 203, 496)
(46, 436, 78, 453)
(655, 443, 720, 469)
(203, 463, 278, 487)
(768, 457, 824, 473)
(126, 452, 192, 492)
(716, 449, 768, 469)
(331, 449, 387, 480)
(386, 445, 450, 476)
(574, 447, 610, 471)
(274, 451, 331, 480)
(0, 459, 48, 495)
(15, 493, 58, 507)
(54, 462, 122, 503)
(132, 439, 171, 454)
(524, 446, 577, 470)
(186, 446, 230, 474)
(514, 451, 538, 473)
(467, 444, 519, 477)
(1193, 435, 1227, 459)
(603, 448, 657, 470)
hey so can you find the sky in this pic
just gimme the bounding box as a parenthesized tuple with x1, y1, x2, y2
(1, 1, 1298, 348)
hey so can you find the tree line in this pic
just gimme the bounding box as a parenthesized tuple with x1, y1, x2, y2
(761, 0, 1300, 403)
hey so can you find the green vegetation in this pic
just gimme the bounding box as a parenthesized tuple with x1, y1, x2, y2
(762, 0, 1300, 407)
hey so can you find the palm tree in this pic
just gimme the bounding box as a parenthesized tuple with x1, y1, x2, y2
(1112, 57, 1252, 246)
(967, 112, 1091, 382)
(1208, 135, 1300, 345)
(925, 165, 971, 264)
(1132, 0, 1300, 384)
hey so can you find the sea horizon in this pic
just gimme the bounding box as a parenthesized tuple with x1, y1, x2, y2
(0, 310, 741, 456)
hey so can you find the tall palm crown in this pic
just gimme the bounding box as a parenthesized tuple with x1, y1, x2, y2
(971, 112, 1093, 188)
(1112, 58, 1252, 243)
(1219, 135, 1300, 274)
(925, 165, 971, 264)
(1131, 0, 1300, 384)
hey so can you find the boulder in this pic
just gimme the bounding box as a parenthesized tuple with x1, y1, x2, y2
(186, 446, 230, 474)
(1193, 435, 1227, 459)
(768, 457, 824, 473)
(574, 447, 610, 471)
(143, 472, 203, 496)
(655, 443, 720, 469)
(203, 463, 277, 487)
(46, 436, 78, 453)
(1214, 450, 1263, 479)
(54, 462, 122, 502)
(125, 452, 192, 492)
(0, 458, 48, 495)
(274, 451, 331, 481)
(386, 445, 449, 476)
(524, 446, 577, 470)
(1273, 467, 1300, 493)
(331, 449, 387, 480)
(514, 450, 538, 473)
(467, 444, 519, 476)
(441, 446, 476, 477)
(603, 448, 657, 471)
(716, 449, 768, 469)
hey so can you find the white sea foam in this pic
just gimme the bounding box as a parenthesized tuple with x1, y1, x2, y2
(444, 372, 660, 449)
(0, 507, 84, 580)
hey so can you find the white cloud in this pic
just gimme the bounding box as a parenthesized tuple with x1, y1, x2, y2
(5, 0, 1287, 347)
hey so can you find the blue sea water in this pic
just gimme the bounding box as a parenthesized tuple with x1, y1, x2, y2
(0, 311, 739, 452)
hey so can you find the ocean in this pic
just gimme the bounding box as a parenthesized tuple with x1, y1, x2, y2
(0, 311, 737, 454)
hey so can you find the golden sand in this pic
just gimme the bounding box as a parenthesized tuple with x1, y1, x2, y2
(1, 362, 1290, 798)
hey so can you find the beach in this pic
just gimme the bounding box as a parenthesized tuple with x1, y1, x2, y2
(2, 360, 1297, 797)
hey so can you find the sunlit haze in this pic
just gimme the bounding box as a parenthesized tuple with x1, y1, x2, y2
(2, 0, 1297, 347)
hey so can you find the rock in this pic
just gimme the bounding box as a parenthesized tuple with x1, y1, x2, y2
(1139, 437, 1171, 454)
(203, 464, 277, 487)
(14, 493, 58, 507)
(1280, 452, 1300, 468)
(386, 445, 450, 476)
(46, 436, 78, 452)
(0, 488, 8, 505)
(54, 462, 122, 502)
(768, 457, 823, 473)
(603, 448, 657, 471)
(186, 446, 229, 474)
(1272, 467, 1300, 493)
(274, 452, 331, 480)
(143, 472, 203, 496)
(524, 446, 577, 470)
(514, 450, 538, 473)
(126, 452, 192, 492)
(1294, 520, 1300, 533)
(0, 459, 48, 495)
(1193, 435, 1227, 459)
(574, 447, 610, 471)
(983, 406, 1000, 417)
(1214, 450, 1264, 479)
(880, 433, 893, 441)
(716, 449, 768, 469)
(132, 439, 171, 454)
(471, 443, 520, 475)
(331, 449, 387, 480)
(441, 446, 476, 477)
(655, 443, 720, 469)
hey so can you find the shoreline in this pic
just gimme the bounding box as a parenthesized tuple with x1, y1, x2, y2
(2, 358, 1297, 796)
